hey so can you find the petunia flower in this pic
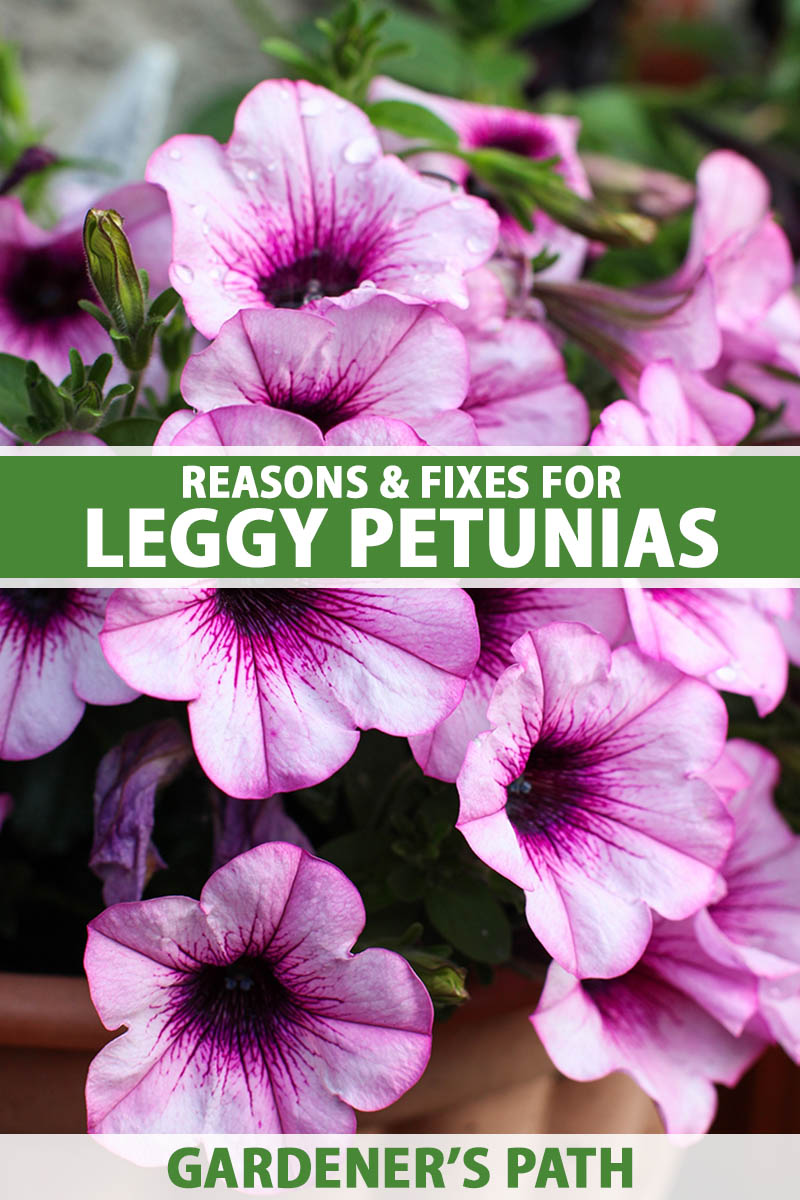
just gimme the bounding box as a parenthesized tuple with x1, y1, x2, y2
(698, 740, 800, 1058)
(0, 183, 171, 380)
(411, 589, 628, 781)
(368, 76, 591, 282)
(0, 589, 137, 761)
(84, 841, 433, 1133)
(456, 623, 732, 977)
(146, 79, 498, 339)
(590, 361, 715, 446)
(155, 405, 425, 448)
(531, 915, 764, 1135)
(90, 720, 193, 906)
(624, 586, 792, 715)
(101, 588, 479, 799)
(461, 318, 589, 445)
(174, 297, 475, 445)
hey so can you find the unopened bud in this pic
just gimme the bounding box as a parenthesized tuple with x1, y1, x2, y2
(83, 208, 145, 340)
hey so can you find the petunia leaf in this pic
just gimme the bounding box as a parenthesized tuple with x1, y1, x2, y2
(100, 417, 161, 445)
(364, 99, 460, 148)
(425, 882, 512, 964)
(0, 353, 31, 438)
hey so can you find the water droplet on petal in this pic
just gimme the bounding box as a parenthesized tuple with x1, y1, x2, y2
(245, 168, 258, 181)
(168, 147, 182, 161)
(173, 264, 194, 285)
(210, 267, 222, 280)
(300, 96, 325, 117)
(451, 195, 472, 211)
(466, 235, 490, 255)
(266, 161, 277, 172)
(715, 665, 738, 684)
(344, 137, 379, 165)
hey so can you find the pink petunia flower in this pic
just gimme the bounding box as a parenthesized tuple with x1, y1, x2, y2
(455, 623, 732, 977)
(590, 361, 715, 446)
(368, 76, 591, 282)
(0, 183, 171, 380)
(85, 841, 433, 1133)
(624, 587, 792, 715)
(0, 589, 137, 760)
(532, 915, 764, 1135)
(101, 588, 479, 799)
(699, 740, 800, 1059)
(411, 589, 628, 782)
(173, 297, 475, 445)
(155, 405, 425, 448)
(146, 79, 498, 339)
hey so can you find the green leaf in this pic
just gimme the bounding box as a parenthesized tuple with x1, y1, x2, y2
(260, 36, 317, 74)
(100, 418, 160, 446)
(0, 353, 31, 437)
(364, 99, 459, 148)
(147, 287, 181, 324)
(425, 882, 512, 965)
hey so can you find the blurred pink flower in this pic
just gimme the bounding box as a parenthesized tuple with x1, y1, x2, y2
(591, 361, 715, 445)
(85, 842, 432, 1132)
(0, 183, 171, 379)
(369, 76, 590, 282)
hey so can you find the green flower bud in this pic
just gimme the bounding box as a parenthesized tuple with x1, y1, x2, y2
(83, 208, 145, 340)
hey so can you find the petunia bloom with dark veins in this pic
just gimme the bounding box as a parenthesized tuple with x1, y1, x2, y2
(85, 842, 433, 1133)
(0, 588, 136, 760)
(101, 587, 479, 799)
(410, 589, 627, 782)
(0, 183, 171, 380)
(146, 79, 498, 340)
(456, 622, 733, 978)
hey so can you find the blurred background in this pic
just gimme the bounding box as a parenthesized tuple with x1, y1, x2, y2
(3, 0, 800, 1134)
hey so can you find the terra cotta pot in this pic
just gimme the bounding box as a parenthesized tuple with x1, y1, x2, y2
(0, 969, 661, 1134)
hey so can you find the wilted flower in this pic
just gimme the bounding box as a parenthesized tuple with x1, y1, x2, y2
(146, 79, 498, 339)
(624, 587, 791, 715)
(0, 183, 171, 379)
(101, 588, 479, 799)
(85, 842, 433, 1132)
(175, 297, 475, 444)
(369, 76, 591, 281)
(0, 589, 136, 760)
(456, 623, 732, 977)
(411, 590, 628, 781)
(211, 792, 313, 871)
(90, 720, 193, 906)
(532, 915, 764, 1135)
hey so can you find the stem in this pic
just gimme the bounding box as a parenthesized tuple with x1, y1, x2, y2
(124, 369, 144, 418)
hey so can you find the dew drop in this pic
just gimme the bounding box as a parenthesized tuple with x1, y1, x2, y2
(173, 264, 194, 285)
(344, 137, 379, 165)
(715, 665, 738, 684)
(245, 168, 258, 181)
(451, 195, 472, 211)
(168, 147, 182, 161)
(466, 235, 490, 255)
(300, 96, 325, 117)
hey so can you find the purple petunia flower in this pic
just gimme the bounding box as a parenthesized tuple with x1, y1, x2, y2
(101, 588, 479, 799)
(0, 183, 171, 380)
(155, 405, 425, 448)
(590, 361, 715, 446)
(624, 586, 792, 716)
(411, 589, 628, 782)
(532, 915, 765, 1135)
(0, 589, 137, 760)
(85, 841, 433, 1133)
(146, 80, 498, 339)
(456, 623, 732, 977)
(369, 76, 591, 282)
(173, 297, 475, 445)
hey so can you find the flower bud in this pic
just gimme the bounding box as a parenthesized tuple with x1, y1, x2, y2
(83, 208, 145, 340)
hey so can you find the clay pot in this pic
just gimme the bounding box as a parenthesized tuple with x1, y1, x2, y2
(0, 969, 661, 1134)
